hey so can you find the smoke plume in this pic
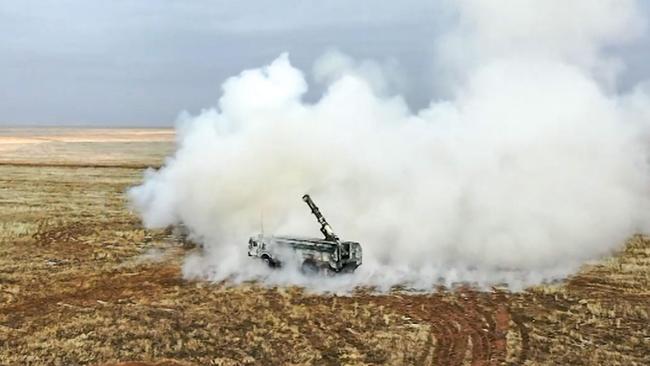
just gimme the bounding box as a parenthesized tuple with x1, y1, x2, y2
(129, 0, 650, 290)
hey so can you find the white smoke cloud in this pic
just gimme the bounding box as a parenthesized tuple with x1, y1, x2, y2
(129, 1, 650, 291)
(436, 0, 646, 90)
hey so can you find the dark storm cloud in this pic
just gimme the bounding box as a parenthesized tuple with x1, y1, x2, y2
(0, 1, 648, 126)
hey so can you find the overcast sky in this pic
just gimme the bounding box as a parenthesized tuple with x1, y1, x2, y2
(1, 1, 649, 126)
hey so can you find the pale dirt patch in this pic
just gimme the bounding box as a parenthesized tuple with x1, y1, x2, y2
(0, 128, 174, 166)
(0, 128, 173, 143)
(0, 137, 49, 152)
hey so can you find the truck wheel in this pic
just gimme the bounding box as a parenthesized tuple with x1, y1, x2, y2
(261, 255, 277, 268)
(301, 260, 319, 275)
(340, 264, 358, 273)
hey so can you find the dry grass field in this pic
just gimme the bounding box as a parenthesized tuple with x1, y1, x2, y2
(0, 128, 648, 365)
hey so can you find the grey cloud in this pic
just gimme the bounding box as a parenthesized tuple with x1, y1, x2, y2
(0, 1, 648, 126)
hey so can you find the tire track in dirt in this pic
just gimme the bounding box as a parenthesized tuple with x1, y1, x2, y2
(490, 300, 510, 365)
(508, 312, 530, 364)
(373, 291, 510, 366)
(0, 265, 183, 327)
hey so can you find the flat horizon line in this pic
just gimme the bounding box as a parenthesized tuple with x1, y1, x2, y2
(0, 124, 174, 129)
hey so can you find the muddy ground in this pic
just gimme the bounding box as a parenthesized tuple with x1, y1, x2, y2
(0, 129, 648, 365)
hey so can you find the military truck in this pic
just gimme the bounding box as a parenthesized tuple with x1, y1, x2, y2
(248, 194, 362, 274)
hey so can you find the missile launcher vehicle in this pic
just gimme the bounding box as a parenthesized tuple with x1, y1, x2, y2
(248, 195, 362, 274)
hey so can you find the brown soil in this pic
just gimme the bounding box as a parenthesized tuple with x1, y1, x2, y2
(0, 129, 648, 365)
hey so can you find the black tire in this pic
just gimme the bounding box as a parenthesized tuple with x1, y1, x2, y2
(261, 255, 277, 268)
(339, 263, 358, 273)
(300, 260, 320, 275)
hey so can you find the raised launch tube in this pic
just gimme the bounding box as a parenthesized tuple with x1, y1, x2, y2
(302, 194, 339, 242)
